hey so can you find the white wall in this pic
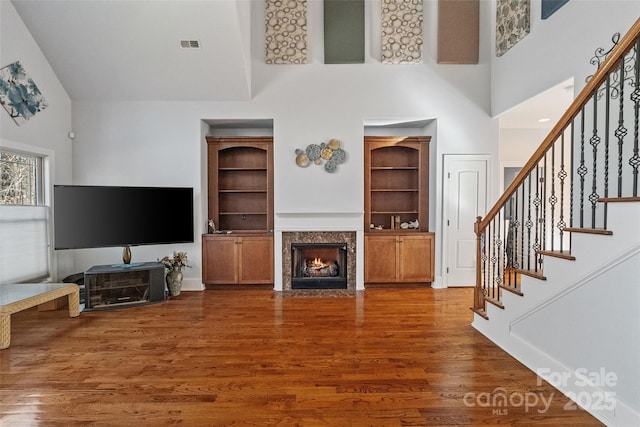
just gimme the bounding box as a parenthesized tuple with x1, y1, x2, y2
(512, 249, 640, 424)
(499, 128, 548, 163)
(68, 0, 499, 288)
(491, 0, 640, 116)
(70, 81, 498, 289)
(0, 1, 74, 280)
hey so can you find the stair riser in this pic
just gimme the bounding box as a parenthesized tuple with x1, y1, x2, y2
(538, 203, 639, 271)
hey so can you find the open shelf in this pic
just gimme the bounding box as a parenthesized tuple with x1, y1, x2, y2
(218, 146, 268, 169)
(204, 137, 274, 286)
(218, 167, 267, 172)
(364, 136, 430, 232)
(207, 137, 274, 232)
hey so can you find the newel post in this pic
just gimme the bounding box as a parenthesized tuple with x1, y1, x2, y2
(474, 216, 484, 312)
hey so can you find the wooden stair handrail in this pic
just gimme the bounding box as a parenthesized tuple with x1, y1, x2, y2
(477, 18, 640, 233)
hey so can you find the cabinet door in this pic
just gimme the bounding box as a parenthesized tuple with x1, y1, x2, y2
(399, 235, 434, 282)
(364, 235, 398, 283)
(238, 237, 274, 284)
(202, 236, 238, 284)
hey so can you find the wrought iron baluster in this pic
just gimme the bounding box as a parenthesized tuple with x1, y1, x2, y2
(526, 175, 533, 271)
(590, 92, 601, 228)
(616, 58, 627, 197)
(495, 213, 503, 296)
(570, 121, 575, 228)
(549, 144, 557, 250)
(533, 166, 541, 272)
(481, 231, 487, 301)
(487, 218, 496, 298)
(542, 155, 548, 253)
(558, 132, 567, 252)
(513, 190, 520, 276)
(578, 108, 588, 228)
(631, 39, 640, 197)
(503, 204, 512, 288)
(497, 225, 500, 300)
(520, 183, 526, 272)
(569, 122, 574, 251)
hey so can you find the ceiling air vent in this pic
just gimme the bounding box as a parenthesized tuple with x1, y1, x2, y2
(180, 40, 200, 49)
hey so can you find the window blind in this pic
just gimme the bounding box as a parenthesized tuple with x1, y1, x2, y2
(0, 205, 50, 284)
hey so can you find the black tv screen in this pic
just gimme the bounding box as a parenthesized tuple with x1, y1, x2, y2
(54, 185, 194, 250)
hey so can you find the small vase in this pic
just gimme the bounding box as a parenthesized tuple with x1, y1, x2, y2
(166, 268, 183, 296)
(122, 245, 132, 264)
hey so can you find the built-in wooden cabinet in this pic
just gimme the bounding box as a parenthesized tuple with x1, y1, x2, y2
(364, 233, 434, 283)
(364, 136, 434, 285)
(202, 234, 274, 285)
(204, 137, 274, 286)
(364, 136, 430, 231)
(206, 136, 274, 232)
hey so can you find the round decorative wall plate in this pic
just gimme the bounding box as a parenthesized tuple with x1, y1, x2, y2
(295, 139, 346, 172)
(296, 152, 310, 167)
(305, 144, 321, 160)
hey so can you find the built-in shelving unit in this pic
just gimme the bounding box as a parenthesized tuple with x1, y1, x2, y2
(364, 136, 434, 284)
(364, 136, 430, 232)
(207, 137, 274, 232)
(204, 136, 274, 286)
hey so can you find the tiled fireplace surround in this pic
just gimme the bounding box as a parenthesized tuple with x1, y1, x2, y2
(275, 214, 364, 291)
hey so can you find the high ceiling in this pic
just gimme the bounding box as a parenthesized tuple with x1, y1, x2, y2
(11, 0, 573, 129)
(11, 0, 253, 101)
(498, 78, 575, 130)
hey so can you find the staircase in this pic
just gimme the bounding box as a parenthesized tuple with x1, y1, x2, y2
(471, 19, 640, 427)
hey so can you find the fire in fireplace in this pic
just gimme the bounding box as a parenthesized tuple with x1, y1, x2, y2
(291, 243, 347, 289)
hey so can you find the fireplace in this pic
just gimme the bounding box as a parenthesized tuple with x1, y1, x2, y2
(281, 231, 357, 290)
(291, 243, 347, 289)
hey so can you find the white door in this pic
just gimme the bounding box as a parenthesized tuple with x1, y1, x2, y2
(443, 155, 490, 287)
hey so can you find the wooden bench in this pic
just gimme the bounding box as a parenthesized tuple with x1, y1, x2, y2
(1, 283, 80, 349)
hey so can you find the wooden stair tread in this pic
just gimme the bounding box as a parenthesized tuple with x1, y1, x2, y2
(499, 284, 523, 296)
(598, 197, 640, 203)
(470, 307, 488, 320)
(484, 296, 504, 309)
(515, 268, 547, 281)
(537, 250, 576, 260)
(563, 227, 613, 235)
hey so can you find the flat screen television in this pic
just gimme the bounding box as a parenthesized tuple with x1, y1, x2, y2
(54, 185, 194, 250)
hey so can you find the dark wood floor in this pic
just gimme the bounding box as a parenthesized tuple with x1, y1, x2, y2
(1, 288, 602, 426)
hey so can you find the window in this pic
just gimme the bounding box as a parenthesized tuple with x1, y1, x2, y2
(1, 150, 43, 205)
(0, 148, 50, 284)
